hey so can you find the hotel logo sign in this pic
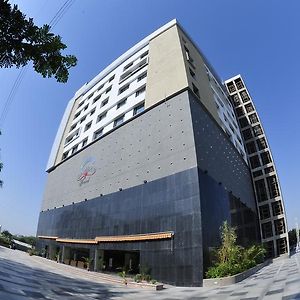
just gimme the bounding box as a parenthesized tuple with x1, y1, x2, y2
(77, 157, 96, 186)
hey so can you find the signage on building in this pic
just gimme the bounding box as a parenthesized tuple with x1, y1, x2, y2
(77, 157, 96, 186)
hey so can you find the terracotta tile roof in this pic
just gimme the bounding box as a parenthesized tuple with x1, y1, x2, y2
(56, 238, 97, 244)
(37, 235, 58, 240)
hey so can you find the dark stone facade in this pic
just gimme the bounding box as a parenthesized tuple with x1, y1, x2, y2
(37, 90, 260, 286)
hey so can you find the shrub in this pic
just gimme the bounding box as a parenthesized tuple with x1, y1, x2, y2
(134, 274, 143, 283)
(28, 249, 39, 256)
(206, 221, 266, 278)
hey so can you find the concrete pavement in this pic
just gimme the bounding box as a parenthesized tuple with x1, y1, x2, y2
(0, 245, 300, 299)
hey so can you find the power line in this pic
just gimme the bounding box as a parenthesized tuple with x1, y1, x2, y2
(0, 0, 75, 128)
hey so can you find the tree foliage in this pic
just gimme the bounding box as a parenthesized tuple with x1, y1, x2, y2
(0, 0, 77, 82)
(206, 221, 266, 278)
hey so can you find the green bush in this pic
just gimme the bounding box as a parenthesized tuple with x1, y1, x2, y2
(206, 222, 266, 278)
(27, 248, 39, 256)
(134, 273, 143, 283)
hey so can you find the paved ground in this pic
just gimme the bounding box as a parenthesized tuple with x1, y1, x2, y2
(0, 246, 300, 299)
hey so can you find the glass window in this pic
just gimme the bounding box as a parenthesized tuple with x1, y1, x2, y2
(232, 94, 240, 107)
(245, 103, 254, 113)
(236, 107, 244, 117)
(259, 204, 271, 220)
(274, 218, 286, 235)
(109, 75, 115, 82)
(272, 201, 283, 216)
(242, 128, 252, 141)
(119, 84, 129, 94)
(253, 125, 263, 136)
(239, 117, 249, 128)
(101, 98, 108, 107)
(82, 138, 88, 147)
(257, 137, 267, 150)
(117, 98, 126, 109)
(93, 128, 103, 140)
(135, 86, 146, 97)
(93, 95, 101, 104)
(253, 170, 263, 178)
(88, 92, 94, 99)
(84, 121, 92, 132)
(262, 222, 273, 238)
(261, 151, 272, 165)
(255, 179, 268, 202)
(250, 155, 261, 169)
(264, 166, 274, 174)
(137, 72, 147, 81)
(266, 175, 280, 198)
(114, 115, 124, 128)
(133, 102, 145, 116)
(246, 141, 257, 154)
(249, 113, 259, 124)
(240, 90, 250, 103)
(97, 112, 107, 123)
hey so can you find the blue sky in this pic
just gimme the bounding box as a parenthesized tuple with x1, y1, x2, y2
(0, 0, 299, 235)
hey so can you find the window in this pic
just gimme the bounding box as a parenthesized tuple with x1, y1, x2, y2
(93, 128, 103, 140)
(253, 125, 263, 136)
(253, 170, 263, 178)
(117, 98, 126, 109)
(97, 111, 107, 123)
(80, 116, 86, 124)
(250, 155, 261, 169)
(84, 121, 92, 132)
(97, 84, 104, 91)
(189, 68, 195, 78)
(255, 179, 268, 202)
(93, 95, 101, 104)
(261, 151, 272, 165)
(236, 107, 245, 117)
(192, 83, 200, 97)
(71, 144, 78, 154)
(137, 72, 147, 81)
(239, 117, 249, 128)
(90, 108, 95, 116)
(240, 90, 250, 103)
(135, 86, 146, 97)
(184, 46, 194, 63)
(227, 82, 236, 93)
(119, 84, 129, 94)
(232, 94, 240, 107)
(264, 166, 274, 174)
(245, 103, 254, 113)
(82, 138, 88, 147)
(88, 92, 94, 99)
(259, 204, 271, 220)
(133, 102, 145, 116)
(272, 201, 283, 216)
(114, 115, 124, 127)
(101, 98, 108, 107)
(78, 100, 85, 108)
(234, 78, 244, 90)
(246, 141, 257, 154)
(262, 222, 273, 238)
(83, 104, 89, 111)
(105, 86, 112, 94)
(124, 62, 133, 70)
(74, 111, 81, 119)
(276, 238, 288, 255)
(266, 175, 280, 198)
(109, 75, 115, 82)
(69, 123, 77, 132)
(62, 151, 69, 160)
(274, 218, 286, 235)
(249, 113, 259, 124)
(140, 50, 148, 59)
(257, 137, 267, 150)
(242, 128, 252, 141)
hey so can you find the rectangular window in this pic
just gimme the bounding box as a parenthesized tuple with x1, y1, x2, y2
(261, 151, 272, 165)
(133, 102, 145, 116)
(84, 121, 92, 132)
(257, 137, 267, 150)
(71, 144, 78, 154)
(137, 72, 147, 81)
(242, 128, 252, 141)
(272, 201, 283, 216)
(246, 141, 257, 154)
(109, 75, 115, 82)
(249, 113, 259, 124)
(239, 117, 249, 128)
(101, 98, 108, 107)
(117, 98, 126, 109)
(74, 111, 81, 119)
(232, 94, 240, 107)
(62, 151, 69, 160)
(119, 84, 129, 94)
(114, 115, 124, 128)
(266, 175, 280, 198)
(90, 108, 95, 116)
(236, 107, 244, 117)
(83, 104, 89, 111)
(227, 82, 236, 93)
(105, 86, 112, 94)
(124, 62, 133, 70)
(88, 92, 94, 99)
(274, 218, 286, 235)
(240, 90, 250, 103)
(250, 155, 261, 169)
(93, 128, 103, 140)
(78, 100, 85, 109)
(80, 116, 86, 124)
(69, 123, 77, 132)
(245, 103, 254, 113)
(135, 86, 146, 97)
(262, 222, 273, 239)
(192, 83, 200, 97)
(253, 170, 263, 178)
(253, 125, 263, 136)
(93, 95, 101, 104)
(264, 166, 274, 174)
(82, 138, 88, 147)
(189, 68, 195, 78)
(97, 111, 107, 123)
(255, 179, 268, 202)
(234, 78, 244, 90)
(140, 50, 148, 59)
(276, 238, 288, 255)
(259, 204, 271, 220)
(97, 84, 104, 91)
